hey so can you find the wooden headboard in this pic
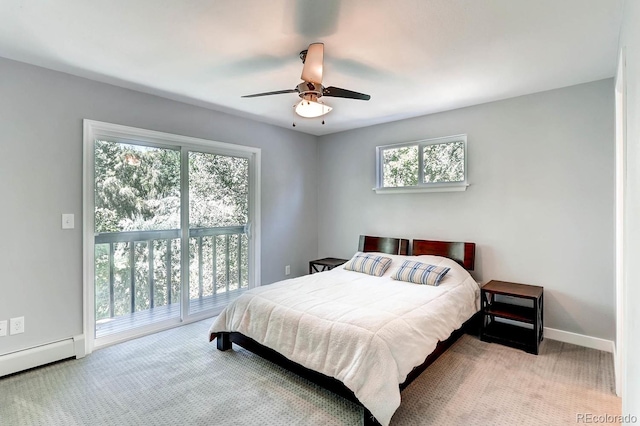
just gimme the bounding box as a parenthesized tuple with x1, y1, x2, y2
(358, 235, 410, 255)
(412, 239, 476, 271)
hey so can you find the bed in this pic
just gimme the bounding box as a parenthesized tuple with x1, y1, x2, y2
(209, 236, 479, 426)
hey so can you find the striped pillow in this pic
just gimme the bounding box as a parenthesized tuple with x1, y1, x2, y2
(391, 260, 450, 286)
(343, 252, 393, 277)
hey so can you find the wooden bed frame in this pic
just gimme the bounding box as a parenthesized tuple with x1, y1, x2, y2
(412, 239, 475, 270)
(213, 235, 478, 426)
(358, 234, 409, 255)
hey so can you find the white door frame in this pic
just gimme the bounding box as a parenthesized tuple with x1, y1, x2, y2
(82, 120, 261, 354)
(614, 48, 626, 397)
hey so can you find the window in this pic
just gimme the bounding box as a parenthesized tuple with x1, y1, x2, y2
(375, 135, 468, 193)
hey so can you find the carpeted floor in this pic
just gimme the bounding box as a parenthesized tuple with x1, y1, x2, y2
(0, 320, 620, 425)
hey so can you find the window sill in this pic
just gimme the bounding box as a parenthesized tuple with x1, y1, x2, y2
(373, 184, 469, 194)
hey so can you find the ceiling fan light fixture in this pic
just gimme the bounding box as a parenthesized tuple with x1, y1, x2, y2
(295, 98, 332, 118)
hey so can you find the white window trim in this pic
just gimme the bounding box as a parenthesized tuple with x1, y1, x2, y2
(374, 134, 468, 194)
(82, 120, 261, 355)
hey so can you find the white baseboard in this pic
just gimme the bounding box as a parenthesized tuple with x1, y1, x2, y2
(544, 327, 614, 353)
(0, 335, 85, 377)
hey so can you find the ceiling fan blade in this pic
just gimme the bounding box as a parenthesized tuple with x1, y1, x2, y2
(301, 43, 324, 84)
(322, 86, 371, 101)
(241, 89, 298, 98)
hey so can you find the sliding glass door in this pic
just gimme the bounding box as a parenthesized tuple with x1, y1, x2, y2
(85, 121, 259, 349)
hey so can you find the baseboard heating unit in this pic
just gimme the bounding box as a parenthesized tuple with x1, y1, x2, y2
(0, 335, 84, 377)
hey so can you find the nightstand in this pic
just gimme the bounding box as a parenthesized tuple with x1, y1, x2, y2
(480, 280, 543, 355)
(309, 257, 348, 274)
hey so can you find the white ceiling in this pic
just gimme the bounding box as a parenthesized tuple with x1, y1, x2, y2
(0, 0, 624, 136)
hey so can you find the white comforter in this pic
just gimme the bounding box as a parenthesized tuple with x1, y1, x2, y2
(209, 253, 480, 426)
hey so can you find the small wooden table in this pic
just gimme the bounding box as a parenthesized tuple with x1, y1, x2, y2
(309, 257, 348, 274)
(480, 280, 544, 355)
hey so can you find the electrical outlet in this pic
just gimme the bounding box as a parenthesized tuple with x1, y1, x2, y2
(285, 265, 291, 276)
(10, 316, 24, 335)
(0, 320, 7, 337)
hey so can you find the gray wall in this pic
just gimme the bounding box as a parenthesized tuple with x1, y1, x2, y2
(621, 0, 640, 415)
(0, 57, 318, 355)
(0, 54, 617, 359)
(318, 80, 615, 340)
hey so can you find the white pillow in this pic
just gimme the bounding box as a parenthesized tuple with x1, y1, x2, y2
(343, 252, 393, 277)
(391, 260, 450, 286)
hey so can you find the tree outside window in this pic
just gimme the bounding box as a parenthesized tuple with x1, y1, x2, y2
(376, 135, 467, 192)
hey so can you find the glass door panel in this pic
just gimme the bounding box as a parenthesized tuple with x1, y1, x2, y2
(188, 151, 249, 315)
(94, 141, 181, 339)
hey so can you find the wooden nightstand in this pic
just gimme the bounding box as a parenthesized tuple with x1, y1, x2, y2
(480, 280, 544, 355)
(309, 257, 348, 274)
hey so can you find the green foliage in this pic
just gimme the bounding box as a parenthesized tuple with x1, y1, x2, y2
(189, 152, 248, 227)
(423, 141, 464, 183)
(94, 141, 249, 322)
(382, 141, 465, 187)
(382, 146, 418, 187)
(94, 141, 180, 233)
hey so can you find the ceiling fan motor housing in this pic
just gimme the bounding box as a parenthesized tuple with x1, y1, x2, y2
(297, 82, 323, 100)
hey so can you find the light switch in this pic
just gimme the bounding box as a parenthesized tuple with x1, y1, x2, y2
(62, 214, 75, 229)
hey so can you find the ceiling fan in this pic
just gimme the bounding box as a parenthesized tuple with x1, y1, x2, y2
(242, 43, 371, 121)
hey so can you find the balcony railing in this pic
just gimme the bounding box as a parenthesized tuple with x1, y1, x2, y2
(94, 225, 248, 324)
